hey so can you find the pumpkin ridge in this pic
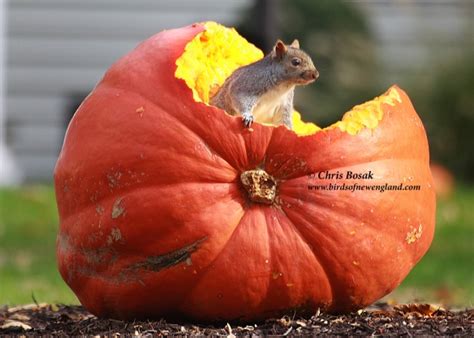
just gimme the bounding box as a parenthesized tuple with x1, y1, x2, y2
(279, 205, 365, 309)
(162, 108, 236, 171)
(271, 205, 335, 305)
(97, 78, 238, 176)
(57, 181, 243, 280)
(280, 192, 405, 247)
(242, 129, 275, 172)
(276, 210, 335, 299)
(55, 80, 236, 199)
(57, 180, 238, 230)
(270, 154, 429, 183)
(151, 91, 252, 172)
(176, 204, 250, 313)
(254, 208, 275, 312)
(280, 164, 424, 241)
(281, 195, 420, 310)
(122, 181, 245, 247)
(265, 155, 299, 181)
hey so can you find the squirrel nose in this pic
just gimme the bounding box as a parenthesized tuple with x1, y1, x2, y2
(312, 70, 319, 80)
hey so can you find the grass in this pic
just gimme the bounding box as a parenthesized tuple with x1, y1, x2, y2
(0, 185, 78, 305)
(0, 184, 473, 307)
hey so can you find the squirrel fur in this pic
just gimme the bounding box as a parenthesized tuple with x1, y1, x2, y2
(210, 39, 318, 129)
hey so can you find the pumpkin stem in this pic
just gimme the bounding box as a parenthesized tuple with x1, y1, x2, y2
(240, 169, 277, 205)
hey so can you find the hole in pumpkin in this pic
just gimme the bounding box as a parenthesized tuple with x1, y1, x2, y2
(175, 21, 402, 137)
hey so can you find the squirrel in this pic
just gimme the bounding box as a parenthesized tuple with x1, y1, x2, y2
(210, 39, 318, 129)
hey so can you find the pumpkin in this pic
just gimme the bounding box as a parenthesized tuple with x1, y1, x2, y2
(430, 163, 454, 199)
(54, 22, 436, 322)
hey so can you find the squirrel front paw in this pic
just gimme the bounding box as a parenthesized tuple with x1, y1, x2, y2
(242, 113, 254, 128)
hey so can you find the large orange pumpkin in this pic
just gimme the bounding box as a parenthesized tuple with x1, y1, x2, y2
(54, 22, 436, 322)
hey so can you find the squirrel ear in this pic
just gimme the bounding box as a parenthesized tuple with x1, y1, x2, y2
(290, 39, 300, 49)
(274, 40, 287, 59)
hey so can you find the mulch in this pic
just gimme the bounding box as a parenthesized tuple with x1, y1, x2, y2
(0, 302, 472, 336)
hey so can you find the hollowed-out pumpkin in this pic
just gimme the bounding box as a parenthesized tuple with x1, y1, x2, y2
(54, 22, 436, 322)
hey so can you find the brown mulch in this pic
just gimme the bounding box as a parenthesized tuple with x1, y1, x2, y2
(0, 303, 472, 336)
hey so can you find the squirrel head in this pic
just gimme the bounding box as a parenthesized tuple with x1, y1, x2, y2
(271, 39, 319, 85)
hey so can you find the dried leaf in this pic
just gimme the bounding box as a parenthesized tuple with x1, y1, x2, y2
(1, 320, 32, 330)
(331, 318, 345, 324)
(9, 313, 30, 322)
(278, 315, 292, 327)
(394, 303, 444, 316)
(7, 303, 49, 313)
(296, 320, 307, 327)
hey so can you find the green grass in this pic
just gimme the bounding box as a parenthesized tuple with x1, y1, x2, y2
(0, 184, 473, 306)
(0, 185, 78, 305)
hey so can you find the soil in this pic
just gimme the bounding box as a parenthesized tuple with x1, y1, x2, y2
(1, 303, 472, 336)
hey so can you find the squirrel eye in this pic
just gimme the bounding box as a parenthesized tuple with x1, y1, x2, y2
(291, 58, 301, 66)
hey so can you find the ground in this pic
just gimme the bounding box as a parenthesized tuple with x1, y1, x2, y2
(1, 303, 472, 336)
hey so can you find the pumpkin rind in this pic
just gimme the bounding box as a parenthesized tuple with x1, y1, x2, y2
(55, 22, 436, 321)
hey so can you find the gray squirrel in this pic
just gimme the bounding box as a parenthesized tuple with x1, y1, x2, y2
(210, 39, 318, 129)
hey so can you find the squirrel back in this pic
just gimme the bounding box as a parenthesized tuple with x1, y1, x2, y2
(210, 39, 318, 129)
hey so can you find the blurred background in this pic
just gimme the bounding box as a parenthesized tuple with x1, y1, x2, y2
(0, 0, 473, 308)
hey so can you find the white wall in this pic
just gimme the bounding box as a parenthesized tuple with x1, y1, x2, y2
(1, 0, 22, 185)
(5, 0, 253, 181)
(355, 0, 473, 86)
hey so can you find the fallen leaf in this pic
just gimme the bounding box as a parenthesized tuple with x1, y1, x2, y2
(7, 303, 48, 313)
(9, 313, 30, 322)
(278, 316, 292, 327)
(296, 320, 307, 327)
(394, 303, 444, 317)
(1, 320, 32, 330)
